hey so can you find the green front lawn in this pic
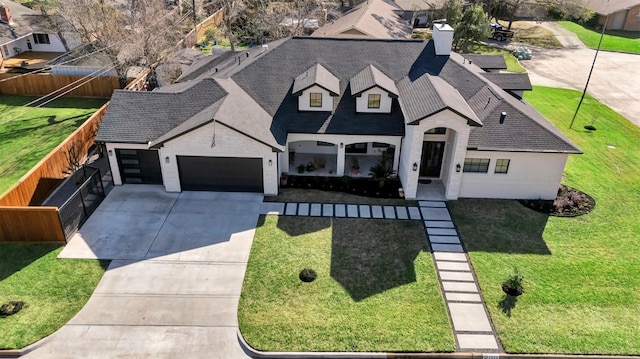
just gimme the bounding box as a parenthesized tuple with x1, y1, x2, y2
(0, 95, 106, 195)
(464, 43, 526, 73)
(450, 86, 640, 354)
(559, 21, 640, 53)
(239, 215, 453, 352)
(0, 244, 107, 349)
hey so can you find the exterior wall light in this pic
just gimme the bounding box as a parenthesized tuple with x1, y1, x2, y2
(340, 143, 344, 148)
(456, 163, 461, 172)
(165, 156, 170, 163)
(268, 159, 273, 166)
(108, 149, 113, 156)
(413, 162, 418, 171)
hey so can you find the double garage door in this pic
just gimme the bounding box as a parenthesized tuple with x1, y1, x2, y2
(116, 150, 263, 192)
(177, 156, 263, 193)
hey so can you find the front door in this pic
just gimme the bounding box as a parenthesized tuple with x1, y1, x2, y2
(420, 141, 445, 177)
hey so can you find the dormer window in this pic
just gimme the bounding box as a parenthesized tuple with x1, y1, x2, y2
(292, 63, 340, 112)
(350, 65, 398, 114)
(367, 94, 381, 109)
(310, 93, 323, 107)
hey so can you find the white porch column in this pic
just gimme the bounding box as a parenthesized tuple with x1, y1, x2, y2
(337, 144, 346, 176)
(444, 128, 469, 200)
(392, 139, 401, 173)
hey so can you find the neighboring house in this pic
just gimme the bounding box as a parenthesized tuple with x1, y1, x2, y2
(392, 0, 446, 27)
(311, 0, 412, 39)
(582, 0, 640, 31)
(0, 1, 79, 61)
(96, 24, 581, 200)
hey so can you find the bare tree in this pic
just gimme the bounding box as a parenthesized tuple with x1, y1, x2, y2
(55, 0, 191, 87)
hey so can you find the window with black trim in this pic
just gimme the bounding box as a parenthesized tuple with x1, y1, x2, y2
(309, 92, 322, 107)
(33, 33, 50, 44)
(367, 94, 381, 108)
(495, 159, 510, 173)
(426, 127, 447, 134)
(346, 143, 367, 153)
(316, 141, 335, 147)
(463, 158, 490, 173)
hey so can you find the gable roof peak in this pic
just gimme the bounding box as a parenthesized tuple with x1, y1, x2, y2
(350, 64, 399, 97)
(292, 62, 340, 96)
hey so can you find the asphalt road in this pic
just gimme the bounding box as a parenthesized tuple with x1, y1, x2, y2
(514, 22, 640, 128)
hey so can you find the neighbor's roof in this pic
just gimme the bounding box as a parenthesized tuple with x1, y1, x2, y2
(390, 0, 447, 11)
(311, 0, 412, 39)
(580, 0, 640, 15)
(481, 73, 532, 91)
(350, 64, 399, 97)
(292, 63, 340, 96)
(0, 1, 52, 46)
(98, 37, 580, 155)
(462, 55, 507, 70)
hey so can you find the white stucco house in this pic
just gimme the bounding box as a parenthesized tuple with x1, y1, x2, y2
(96, 24, 581, 200)
(0, 1, 79, 62)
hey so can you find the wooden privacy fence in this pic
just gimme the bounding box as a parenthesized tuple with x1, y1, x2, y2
(0, 73, 119, 98)
(0, 207, 65, 243)
(0, 103, 108, 243)
(196, 8, 225, 42)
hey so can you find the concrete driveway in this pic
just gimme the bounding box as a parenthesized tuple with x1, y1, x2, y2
(517, 22, 640, 127)
(25, 185, 261, 358)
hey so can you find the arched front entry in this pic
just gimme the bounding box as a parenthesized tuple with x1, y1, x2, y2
(400, 111, 471, 200)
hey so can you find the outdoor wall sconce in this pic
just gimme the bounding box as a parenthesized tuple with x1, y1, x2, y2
(165, 156, 170, 163)
(340, 142, 344, 148)
(108, 149, 113, 156)
(456, 163, 461, 172)
(268, 159, 272, 166)
(413, 162, 418, 171)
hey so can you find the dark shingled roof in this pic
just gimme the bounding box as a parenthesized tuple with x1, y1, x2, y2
(98, 37, 580, 155)
(481, 73, 532, 91)
(350, 64, 399, 97)
(96, 79, 227, 144)
(292, 63, 340, 96)
(463, 55, 507, 71)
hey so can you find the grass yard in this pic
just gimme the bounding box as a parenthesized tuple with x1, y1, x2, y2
(449, 86, 640, 354)
(0, 95, 106, 195)
(464, 43, 526, 73)
(559, 21, 640, 54)
(265, 188, 416, 206)
(0, 244, 107, 349)
(509, 21, 563, 48)
(239, 215, 453, 352)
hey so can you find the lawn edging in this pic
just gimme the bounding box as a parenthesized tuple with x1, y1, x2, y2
(238, 330, 640, 359)
(0, 334, 50, 358)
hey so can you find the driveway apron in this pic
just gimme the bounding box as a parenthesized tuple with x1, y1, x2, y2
(27, 185, 260, 358)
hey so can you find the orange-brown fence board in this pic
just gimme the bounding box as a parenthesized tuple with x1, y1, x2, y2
(0, 73, 119, 98)
(0, 103, 108, 207)
(196, 8, 225, 42)
(0, 207, 65, 243)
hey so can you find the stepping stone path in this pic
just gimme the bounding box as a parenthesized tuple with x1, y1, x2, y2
(261, 200, 501, 352)
(420, 200, 501, 352)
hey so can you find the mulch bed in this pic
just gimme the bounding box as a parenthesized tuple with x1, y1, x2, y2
(519, 184, 596, 217)
(0, 301, 25, 318)
(281, 175, 403, 199)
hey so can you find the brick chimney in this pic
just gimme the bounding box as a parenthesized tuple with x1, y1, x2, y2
(432, 22, 454, 56)
(0, 4, 13, 25)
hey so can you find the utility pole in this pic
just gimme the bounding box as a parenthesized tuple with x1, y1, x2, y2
(569, 13, 609, 129)
(192, 0, 198, 44)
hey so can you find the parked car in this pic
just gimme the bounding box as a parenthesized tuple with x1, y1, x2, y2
(490, 23, 514, 42)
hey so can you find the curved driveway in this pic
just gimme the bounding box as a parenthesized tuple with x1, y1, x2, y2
(25, 186, 259, 358)
(518, 22, 640, 127)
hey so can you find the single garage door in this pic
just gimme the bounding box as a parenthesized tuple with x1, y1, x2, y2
(177, 156, 263, 192)
(116, 149, 163, 184)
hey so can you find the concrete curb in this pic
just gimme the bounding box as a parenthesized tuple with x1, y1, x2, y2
(239, 330, 640, 359)
(0, 334, 50, 358)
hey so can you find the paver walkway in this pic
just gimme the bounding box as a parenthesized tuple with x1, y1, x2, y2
(260, 200, 501, 352)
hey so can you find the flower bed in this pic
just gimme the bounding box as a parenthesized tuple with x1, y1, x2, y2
(282, 175, 403, 199)
(519, 184, 596, 217)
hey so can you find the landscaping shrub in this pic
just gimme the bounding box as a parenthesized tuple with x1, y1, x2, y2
(282, 175, 403, 199)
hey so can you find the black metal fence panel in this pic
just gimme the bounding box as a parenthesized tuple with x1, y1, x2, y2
(58, 167, 105, 239)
